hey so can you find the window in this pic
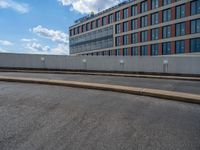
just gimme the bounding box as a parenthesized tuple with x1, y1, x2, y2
(141, 1, 148, 13)
(163, 9, 171, 22)
(70, 29, 73, 36)
(123, 21, 129, 32)
(115, 24, 121, 34)
(131, 5, 138, 16)
(151, 12, 159, 25)
(151, 28, 159, 40)
(141, 45, 148, 56)
(151, 0, 159, 9)
(191, 19, 200, 34)
(163, 0, 171, 6)
(176, 22, 186, 36)
(115, 36, 121, 46)
(108, 14, 114, 24)
(141, 31, 148, 42)
(77, 27, 80, 34)
(163, 25, 171, 38)
(175, 40, 185, 54)
(176, 4, 185, 19)
(102, 16, 107, 26)
(123, 8, 129, 19)
(96, 19, 101, 28)
(123, 35, 129, 45)
(116, 11, 121, 21)
(81, 25, 85, 33)
(191, 0, 200, 15)
(190, 38, 200, 52)
(116, 49, 121, 56)
(131, 19, 138, 30)
(86, 23, 90, 31)
(123, 48, 129, 56)
(162, 42, 171, 55)
(151, 44, 159, 55)
(141, 16, 148, 27)
(91, 21, 96, 29)
(131, 47, 138, 56)
(131, 33, 138, 44)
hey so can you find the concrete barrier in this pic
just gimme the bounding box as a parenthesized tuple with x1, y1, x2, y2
(0, 53, 200, 75)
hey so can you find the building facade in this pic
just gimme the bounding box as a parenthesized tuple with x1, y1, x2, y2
(69, 0, 200, 56)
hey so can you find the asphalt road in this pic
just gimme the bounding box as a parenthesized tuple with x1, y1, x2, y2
(0, 82, 200, 150)
(0, 72, 200, 94)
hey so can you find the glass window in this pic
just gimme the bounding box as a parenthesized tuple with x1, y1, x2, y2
(151, 12, 159, 25)
(131, 19, 138, 30)
(151, 44, 159, 55)
(82, 24, 85, 32)
(162, 42, 171, 55)
(141, 31, 148, 42)
(70, 29, 73, 36)
(191, 0, 200, 15)
(175, 40, 185, 54)
(151, 0, 159, 9)
(163, 25, 171, 38)
(123, 35, 129, 45)
(96, 19, 101, 28)
(131, 33, 138, 44)
(163, 9, 171, 22)
(141, 15, 148, 27)
(123, 48, 129, 56)
(115, 24, 121, 34)
(91, 21, 96, 29)
(141, 45, 148, 56)
(115, 36, 121, 46)
(163, 0, 171, 6)
(86, 23, 90, 31)
(108, 14, 114, 24)
(123, 21, 129, 32)
(131, 47, 138, 56)
(176, 4, 185, 19)
(115, 11, 121, 21)
(141, 1, 148, 13)
(116, 49, 121, 56)
(102, 16, 107, 26)
(131, 5, 138, 16)
(190, 38, 200, 52)
(123, 8, 129, 19)
(191, 19, 200, 34)
(176, 22, 186, 36)
(151, 28, 159, 40)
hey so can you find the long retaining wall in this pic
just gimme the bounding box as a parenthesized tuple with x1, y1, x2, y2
(0, 53, 200, 75)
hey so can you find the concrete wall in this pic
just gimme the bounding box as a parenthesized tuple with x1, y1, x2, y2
(0, 53, 200, 75)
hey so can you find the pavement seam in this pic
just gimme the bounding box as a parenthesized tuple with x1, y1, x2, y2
(0, 76, 200, 104)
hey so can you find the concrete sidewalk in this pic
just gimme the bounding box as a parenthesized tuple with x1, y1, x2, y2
(0, 76, 200, 104)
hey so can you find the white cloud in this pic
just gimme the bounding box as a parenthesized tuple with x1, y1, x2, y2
(28, 26, 69, 55)
(21, 38, 37, 42)
(0, 0, 29, 14)
(58, 0, 123, 14)
(0, 40, 13, 46)
(26, 43, 50, 52)
(26, 42, 69, 55)
(32, 25, 68, 44)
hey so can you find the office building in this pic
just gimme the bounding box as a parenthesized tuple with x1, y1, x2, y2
(69, 0, 200, 56)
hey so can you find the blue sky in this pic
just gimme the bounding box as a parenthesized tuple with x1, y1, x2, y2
(0, 0, 123, 55)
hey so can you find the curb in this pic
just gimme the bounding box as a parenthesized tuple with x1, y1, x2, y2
(0, 76, 200, 104)
(0, 69, 200, 81)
